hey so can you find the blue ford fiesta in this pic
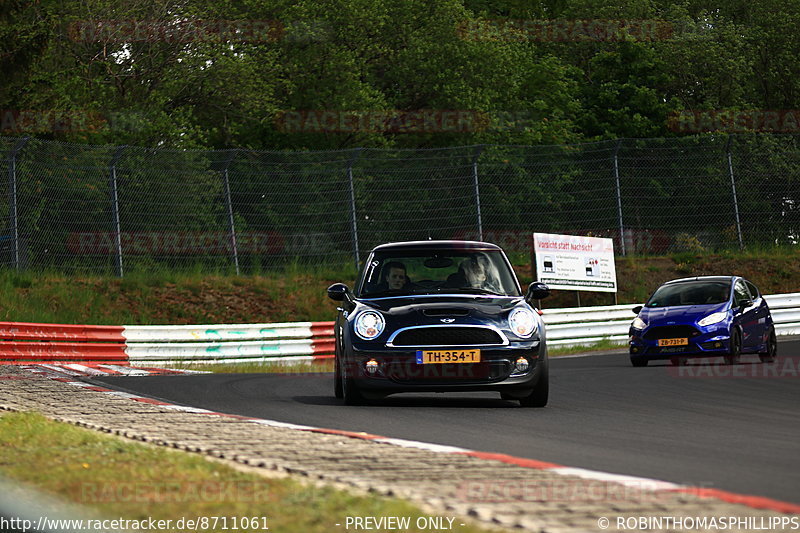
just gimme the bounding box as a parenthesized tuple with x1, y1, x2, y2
(629, 276, 777, 367)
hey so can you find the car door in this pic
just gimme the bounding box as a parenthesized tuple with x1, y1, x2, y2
(745, 279, 770, 347)
(733, 279, 760, 349)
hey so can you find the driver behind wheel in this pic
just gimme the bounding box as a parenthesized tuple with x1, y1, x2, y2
(382, 261, 411, 291)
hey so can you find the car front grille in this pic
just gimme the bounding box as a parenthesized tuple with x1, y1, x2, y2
(643, 325, 702, 341)
(390, 327, 505, 347)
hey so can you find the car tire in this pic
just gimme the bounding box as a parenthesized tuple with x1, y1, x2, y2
(341, 358, 366, 405)
(630, 357, 648, 367)
(759, 327, 777, 363)
(519, 367, 548, 407)
(724, 329, 741, 365)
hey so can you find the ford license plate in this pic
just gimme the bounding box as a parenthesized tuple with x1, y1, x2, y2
(657, 338, 688, 347)
(416, 349, 481, 364)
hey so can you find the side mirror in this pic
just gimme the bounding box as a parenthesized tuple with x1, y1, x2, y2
(739, 299, 753, 309)
(526, 282, 550, 303)
(327, 283, 351, 302)
(632, 305, 643, 314)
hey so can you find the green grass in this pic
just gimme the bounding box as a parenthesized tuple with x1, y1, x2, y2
(174, 360, 335, 374)
(0, 268, 353, 325)
(0, 412, 495, 533)
(0, 246, 797, 325)
(548, 338, 627, 357)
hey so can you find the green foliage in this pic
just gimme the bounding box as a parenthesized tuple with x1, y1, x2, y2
(5, 0, 796, 148)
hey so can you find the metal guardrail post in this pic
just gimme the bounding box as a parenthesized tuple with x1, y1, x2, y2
(109, 145, 126, 277)
(7, 137, 30, 270)
(613, 139, 626, 256)
(221, 150, 240, 275)
(472, 145, 485, 241)
(347, 148, 362, 271)
(726, 135, 744, 249)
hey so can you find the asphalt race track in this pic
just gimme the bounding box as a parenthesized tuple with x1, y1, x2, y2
(93, 339, 800, 505)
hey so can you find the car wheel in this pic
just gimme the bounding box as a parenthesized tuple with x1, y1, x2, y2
(630, 357, 648, 367)
(519, 366, 548, 407)
(724, 329, 741, 365)
(759, 327, 777, 363)
(341, 358, 366, 405)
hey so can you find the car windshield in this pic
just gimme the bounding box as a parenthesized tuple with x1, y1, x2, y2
(645, 281, 730, 308)
(358, 249, 520, 297)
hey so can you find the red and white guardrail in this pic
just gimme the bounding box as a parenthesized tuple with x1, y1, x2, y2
(0, 321, 335, 366)
(1, 292, 798, 365)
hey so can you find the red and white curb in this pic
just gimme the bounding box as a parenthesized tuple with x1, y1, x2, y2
(21, 363, 206, 379)
(19, 365, 800, 516)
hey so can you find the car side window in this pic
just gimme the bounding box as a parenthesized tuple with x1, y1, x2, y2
(734, 280, 751, 306)
(745, 280, 760, 300)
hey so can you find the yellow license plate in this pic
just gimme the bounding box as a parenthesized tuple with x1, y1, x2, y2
(416, 349, 481, 364)
(658, 338, 688, 347)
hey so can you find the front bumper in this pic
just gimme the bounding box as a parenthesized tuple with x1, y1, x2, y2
(629, 326, 730, 360)
(344, 341, 544, 395)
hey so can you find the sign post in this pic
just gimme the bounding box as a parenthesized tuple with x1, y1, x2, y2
(532, 233, 618, 306)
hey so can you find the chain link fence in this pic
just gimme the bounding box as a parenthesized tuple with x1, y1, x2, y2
(1, 134, 798, 276)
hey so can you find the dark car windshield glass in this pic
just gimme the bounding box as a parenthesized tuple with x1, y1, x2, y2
(358, 250, 520, 297)
(645, 281, 730, 308)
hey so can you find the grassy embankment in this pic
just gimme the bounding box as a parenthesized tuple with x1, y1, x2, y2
(0, 411, 494, 533)
(1, 247, 797, 369)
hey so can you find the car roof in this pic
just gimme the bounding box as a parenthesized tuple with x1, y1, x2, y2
(663, 275, 738, 285)
(370, 240, 503, 253)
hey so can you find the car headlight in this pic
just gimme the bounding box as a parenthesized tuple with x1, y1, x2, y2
(354, 311, 385, 340)
(698, 311, 727, 327)
(509, 308, 537, 338)
(631, 317, 647, 330)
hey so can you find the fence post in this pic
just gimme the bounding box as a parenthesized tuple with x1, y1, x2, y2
(109, 146, 126, 277)
(613, 139, 626, 256)
(7, 137, 30, 270)
(347, 148, 362, 271)
(472, 145, 485, 241)
(725, 135, 744, 249)
(220, 150, 240, 275)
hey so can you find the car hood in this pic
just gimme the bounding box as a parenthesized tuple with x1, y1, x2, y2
(357, 294, 525, 320)
(640, 302, 728, 323)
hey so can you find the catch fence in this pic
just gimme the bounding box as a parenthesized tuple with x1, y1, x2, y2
(1, 134, 799, 275)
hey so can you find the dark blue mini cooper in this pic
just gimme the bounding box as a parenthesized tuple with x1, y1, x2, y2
(327, 240, 551, 406)
(629, 276, 777, 367)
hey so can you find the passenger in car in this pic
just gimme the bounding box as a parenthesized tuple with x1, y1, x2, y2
(447, 255, 501, 292)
